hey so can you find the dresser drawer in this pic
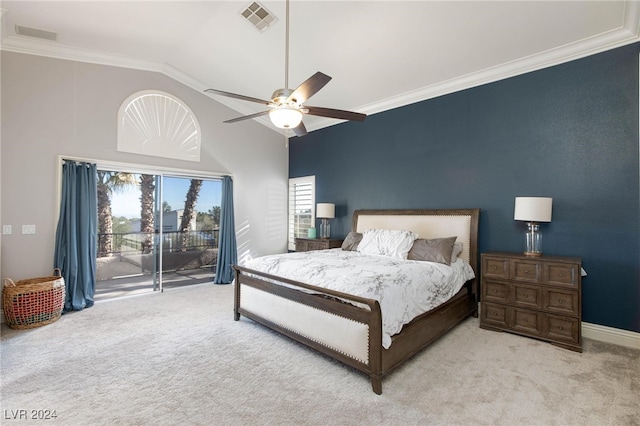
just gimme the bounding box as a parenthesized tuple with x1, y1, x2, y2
(544, 288, 579, 316)
(482, 280, 510, 304)
(510, 259, 541, 282)
(481, 303, 509, 328)
(295, 238, 343, 252)
(307, 241, 325, 251)
(512, 307, 543, 336)
(545, 314, 580, 344)
(513, 283, 542, 309)
(482, 256, 509, 279)
(543, 262, 579, 288)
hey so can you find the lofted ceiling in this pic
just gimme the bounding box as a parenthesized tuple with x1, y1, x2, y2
(1, 1, 639, 135)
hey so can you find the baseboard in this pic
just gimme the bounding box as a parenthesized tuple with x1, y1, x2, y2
(582, 322, 640, 350)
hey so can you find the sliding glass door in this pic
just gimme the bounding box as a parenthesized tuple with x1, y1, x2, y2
(157, 176, 221, 292)
(95, 168, 221, 301)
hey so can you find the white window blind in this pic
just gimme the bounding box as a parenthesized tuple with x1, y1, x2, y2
(288, 176, 315, 251)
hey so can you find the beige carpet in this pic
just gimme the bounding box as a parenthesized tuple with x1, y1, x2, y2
(1, 283, 638, 425)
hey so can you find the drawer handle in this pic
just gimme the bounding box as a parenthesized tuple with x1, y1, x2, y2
(559, 300, 564, 304)
(523, 295, 528, 299)
(558, 326, 563, 330)
(493, 289, 498, 293)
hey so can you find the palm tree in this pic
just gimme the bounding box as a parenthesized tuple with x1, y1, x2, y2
(139, 174, 155, 254)
(178, 179, 202, 250)
(97, 171, 137, 257)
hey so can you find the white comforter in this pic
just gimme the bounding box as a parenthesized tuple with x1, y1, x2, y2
(241, 249, 475, 349)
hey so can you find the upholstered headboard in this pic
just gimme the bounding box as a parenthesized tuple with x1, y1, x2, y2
(352, 209, 480, 272)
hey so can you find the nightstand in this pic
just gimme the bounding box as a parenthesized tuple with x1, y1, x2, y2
(480, 252, 582, 352)
(295, 238, 343, 252)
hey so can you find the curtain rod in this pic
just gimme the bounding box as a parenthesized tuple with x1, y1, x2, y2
(58, 155, 232, 180)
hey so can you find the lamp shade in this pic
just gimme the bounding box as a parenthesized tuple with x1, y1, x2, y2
(269, 107, 303, 129)
(514, 197, 553, 222)
(316, 203, 335, 219)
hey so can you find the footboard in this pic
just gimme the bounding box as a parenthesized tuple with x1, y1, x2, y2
(233, 265, 385, 393)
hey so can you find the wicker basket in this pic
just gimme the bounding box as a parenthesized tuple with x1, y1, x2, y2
(2, 269, 66, 329)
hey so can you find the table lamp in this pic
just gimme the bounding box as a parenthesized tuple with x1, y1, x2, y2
(316, 203, 335, 239)
(514, 197, 552, 256)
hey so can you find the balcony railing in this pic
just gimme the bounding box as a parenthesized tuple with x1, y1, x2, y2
(98, 229, 219, 257)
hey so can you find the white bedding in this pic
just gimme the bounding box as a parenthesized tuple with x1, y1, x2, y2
(241, 248, 475, 349)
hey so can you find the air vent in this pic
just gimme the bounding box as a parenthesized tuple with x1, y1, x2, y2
(15, 25, 57, 41)
(240, 2, 277, 32)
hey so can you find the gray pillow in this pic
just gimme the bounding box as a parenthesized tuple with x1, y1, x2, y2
(407, 237, 457, 265)
(341, 232, 363, 251)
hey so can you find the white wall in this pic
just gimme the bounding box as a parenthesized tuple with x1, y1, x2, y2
(1, 51, 289, 282)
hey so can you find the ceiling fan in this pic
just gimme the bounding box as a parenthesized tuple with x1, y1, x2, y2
(204, 0, 366, 137)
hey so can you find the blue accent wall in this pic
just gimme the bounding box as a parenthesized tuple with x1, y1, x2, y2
(290, 42, 640, 333)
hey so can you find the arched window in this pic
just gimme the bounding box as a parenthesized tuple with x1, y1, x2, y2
(117, 90, 201, 162)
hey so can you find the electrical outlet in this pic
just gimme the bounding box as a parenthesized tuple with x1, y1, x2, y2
(2, 225, 11, 235)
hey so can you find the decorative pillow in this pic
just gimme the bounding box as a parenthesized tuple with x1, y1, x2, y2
(357, 229, 418, 259)
(407, 237, 457, 265)
(450, 242, 463, 263)
(341, 232, 363, 251)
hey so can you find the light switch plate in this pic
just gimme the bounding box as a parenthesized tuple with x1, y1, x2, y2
(2, 225, 11, 235)
(22, 225, 36, 235)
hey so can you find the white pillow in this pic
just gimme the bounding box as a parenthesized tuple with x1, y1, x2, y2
(357, 229, 419, 259)
(450, 242, 463, 263)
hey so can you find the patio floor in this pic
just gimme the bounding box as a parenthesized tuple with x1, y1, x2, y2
(95, 268, 216, 301)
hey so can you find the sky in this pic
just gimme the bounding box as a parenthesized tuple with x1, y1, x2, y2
(111, 176, 222, 219)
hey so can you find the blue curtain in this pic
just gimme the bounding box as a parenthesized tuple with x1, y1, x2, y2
(54, 160, 97, 311)
(214, 176, 237, 284)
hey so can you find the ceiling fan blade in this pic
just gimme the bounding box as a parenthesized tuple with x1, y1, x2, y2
(292, 121, 308, 137)
(305, 106, 367, 122)
(287, 72, 332, 104)
(205, 89, 271, 105)
(223, 110, 270, 124)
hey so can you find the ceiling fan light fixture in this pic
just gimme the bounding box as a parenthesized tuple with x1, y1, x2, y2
(269, 106, 303, 129)
(204, 0, 366, 133)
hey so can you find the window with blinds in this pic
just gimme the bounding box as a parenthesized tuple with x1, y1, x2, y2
(288, 176, 315, 250)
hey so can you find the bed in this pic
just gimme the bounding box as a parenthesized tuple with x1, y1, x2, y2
(232, 208, 480, 394)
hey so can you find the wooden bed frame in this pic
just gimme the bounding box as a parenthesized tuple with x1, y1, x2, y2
(233, 208, 480, 394)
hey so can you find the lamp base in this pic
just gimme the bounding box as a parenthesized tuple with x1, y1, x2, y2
(319, 218, 330, 239)
(523, 222, 543, 257)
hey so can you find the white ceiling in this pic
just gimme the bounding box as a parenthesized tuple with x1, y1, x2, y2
(1, 1, 639, 135)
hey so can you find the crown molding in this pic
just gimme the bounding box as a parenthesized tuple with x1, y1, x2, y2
(1, 35, 161, 72)
(301, 3, 640, 133)
(354, 15, 640, 119)
(2, 0, 639, 136)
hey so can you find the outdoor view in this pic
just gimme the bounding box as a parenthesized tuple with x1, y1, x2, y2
(95, 170, 222, 300)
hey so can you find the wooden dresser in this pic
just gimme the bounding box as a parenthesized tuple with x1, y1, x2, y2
(294, 238, 343, 252)
(480, 252, 582, 352)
